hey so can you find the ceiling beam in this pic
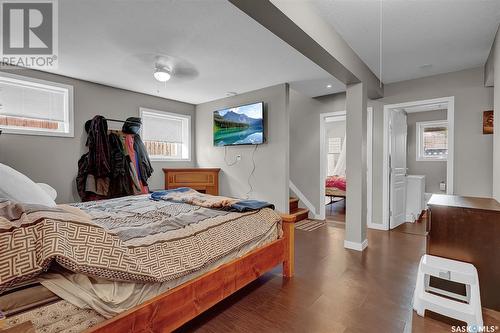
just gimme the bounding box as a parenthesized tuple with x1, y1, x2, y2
(229, 0, 383, 99)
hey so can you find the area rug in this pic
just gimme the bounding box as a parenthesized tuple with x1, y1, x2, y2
(295, 219, 327, 231)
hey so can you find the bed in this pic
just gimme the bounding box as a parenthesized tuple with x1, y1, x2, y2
(325, 175, 346, 204)
(0, 190, 295, 333)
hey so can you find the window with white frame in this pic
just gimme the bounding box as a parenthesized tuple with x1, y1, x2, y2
(327, 137, 342, 176)
(140, 108, 191, 161)
(0, 73, 73, 137)
(416, 120, 448, 161)
(328, 137, 342, 154)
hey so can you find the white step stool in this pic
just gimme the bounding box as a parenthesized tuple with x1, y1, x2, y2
(413, 254, 483, 327)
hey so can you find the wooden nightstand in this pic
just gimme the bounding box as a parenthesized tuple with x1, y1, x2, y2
(163, 168, 221, 195)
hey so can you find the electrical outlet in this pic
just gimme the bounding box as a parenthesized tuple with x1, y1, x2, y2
(236, 155, 241, 161)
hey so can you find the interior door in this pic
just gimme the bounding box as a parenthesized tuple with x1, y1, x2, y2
(389, 110, 407, 229)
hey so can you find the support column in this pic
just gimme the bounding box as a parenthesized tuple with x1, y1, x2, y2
(345, 82, 368, 251)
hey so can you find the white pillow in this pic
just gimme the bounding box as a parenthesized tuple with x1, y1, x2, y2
(37, 183, 58, 201)
(0, 163, 56, 207)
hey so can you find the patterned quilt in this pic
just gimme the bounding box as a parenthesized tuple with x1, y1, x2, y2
(0, 195, 281, 293)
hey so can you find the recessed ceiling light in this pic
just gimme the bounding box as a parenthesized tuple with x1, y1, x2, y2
(226, 92, 238, 97)
(326, 84, 333, 88)
(153, 66, 171, 82)
(419, 64, 432, 69)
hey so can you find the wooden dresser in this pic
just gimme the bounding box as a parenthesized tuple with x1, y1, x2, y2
(427, 194, 500, 311)
(163, 168, 221, 195)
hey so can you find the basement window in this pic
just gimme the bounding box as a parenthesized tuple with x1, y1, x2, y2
(0, 73, 74, 137)
(416, 120, 448, 161)
(140, 108, 191, 161)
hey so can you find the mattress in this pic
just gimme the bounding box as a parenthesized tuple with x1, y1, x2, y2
(0, 282, 59, 317)
(3, 299, 105, 333)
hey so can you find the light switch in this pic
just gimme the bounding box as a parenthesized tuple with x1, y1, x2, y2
(440, 182, 446, 191)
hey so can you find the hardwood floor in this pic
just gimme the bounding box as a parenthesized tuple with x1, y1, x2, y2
(176, 223, 500, 333)
(326, 198, 346, 222)
(392, 212, 427, 236)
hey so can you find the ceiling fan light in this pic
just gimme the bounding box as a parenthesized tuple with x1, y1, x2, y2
(153, 67, 171, 82)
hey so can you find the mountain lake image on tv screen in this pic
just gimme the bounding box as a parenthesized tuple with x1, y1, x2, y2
(213, 103, 264, 146)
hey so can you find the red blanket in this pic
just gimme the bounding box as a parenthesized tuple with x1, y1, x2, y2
(326, 176, 346, 191)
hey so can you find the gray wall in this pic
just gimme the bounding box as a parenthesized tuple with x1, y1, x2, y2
(406, 109, 447, 194)
(289, 89, 351, 218)
(0, 68, 196, 204)
(289, 89, 323, 216)
(493, 27, 500, 201)
(381, 67, 493, 198)
(307, 67, 492, 226)
(195, 84, 290, 213)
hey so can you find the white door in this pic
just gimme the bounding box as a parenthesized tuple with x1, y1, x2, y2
(389, 110, 407, 229)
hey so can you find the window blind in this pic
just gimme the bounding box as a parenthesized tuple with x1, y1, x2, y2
(0, 78, 66, 122)
(141, 111, 183, 143)
(328, 137, 342, 154)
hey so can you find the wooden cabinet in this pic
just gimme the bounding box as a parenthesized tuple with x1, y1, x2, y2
(163, 168, 220, 195)
(427, 194, 500, 311)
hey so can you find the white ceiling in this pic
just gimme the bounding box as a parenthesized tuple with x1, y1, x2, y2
(290, 78, 345, 98)
(312, 0, 500, 84)
(43, 0, 344, 104)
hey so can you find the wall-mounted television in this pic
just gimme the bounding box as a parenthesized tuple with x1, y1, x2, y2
(213, 102, 265, 146)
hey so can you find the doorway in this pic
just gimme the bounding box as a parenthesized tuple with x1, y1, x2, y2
(319, 108, 373, 226)
(382, 97, 455, 230)
(323, 112, 347, 223)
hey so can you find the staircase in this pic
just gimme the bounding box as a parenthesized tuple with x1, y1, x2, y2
(289, 197, 309, 222)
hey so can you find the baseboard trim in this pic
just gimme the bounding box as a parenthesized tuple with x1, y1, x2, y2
(405, 214, 418, 223)
(344, 239, 368, 251)
(289, 181, 320, 219)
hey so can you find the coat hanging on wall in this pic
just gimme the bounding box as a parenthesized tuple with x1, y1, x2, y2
(77, 115, 153, 201)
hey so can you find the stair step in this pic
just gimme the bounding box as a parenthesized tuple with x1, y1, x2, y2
(290, 208, 309, 222)
(289, 197, 299, 211)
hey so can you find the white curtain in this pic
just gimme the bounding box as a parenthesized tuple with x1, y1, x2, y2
(332, 133, 346, 176)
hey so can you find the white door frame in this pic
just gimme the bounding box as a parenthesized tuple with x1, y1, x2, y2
(320, 108, 373, 229)
(382, 96, 455, 230)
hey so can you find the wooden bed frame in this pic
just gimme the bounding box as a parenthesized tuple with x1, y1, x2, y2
(325, 187, 346, 205)
(86, 214, 296, 333)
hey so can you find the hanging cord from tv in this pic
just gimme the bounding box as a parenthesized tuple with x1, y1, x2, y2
(224, 146, 239, 166)
(244, 144, 258, 199)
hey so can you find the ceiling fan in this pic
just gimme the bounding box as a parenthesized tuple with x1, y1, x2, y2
(124, 53, 199, 83)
